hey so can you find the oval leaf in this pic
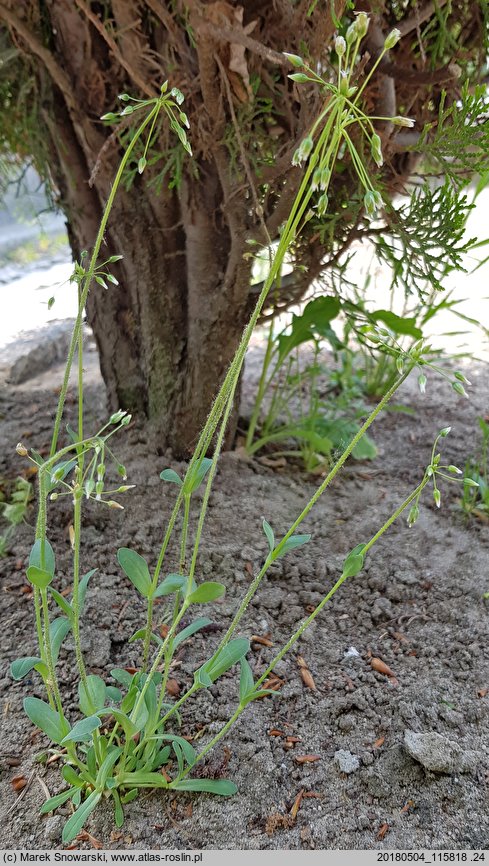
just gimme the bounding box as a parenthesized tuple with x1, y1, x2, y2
(79, 675, 107, 715)
(10, 656, 42, 681)
(262, 519, 275, 553)
(117, 548, 152, 598)
(153, 573, 187, 598)
(201, 638, 250, 683)
(26, 565, 53, 589)
(187, 581, 225, 604)
(62, 715, 101, 744)
(159, 468, 182, 486)
(341, 543, 367, 578)
(23, 697, 70, 744)
(29, 538, 55, 577)
(62, 791, 102, 844)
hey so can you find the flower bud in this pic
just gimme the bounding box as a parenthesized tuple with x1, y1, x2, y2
(448, 465, 462, 475)
(439, 426, 451, 437)
(384, 28, 401, 50)
(463, 478, 479, 487)
(283, 52, 304, 68)
(316, 193, 329, 217)
(16, 443, 28, 457)
(346, 22, 357, 45)
(116, 485, 136, 493)
(312, 168, 322, 191)
(454, 371, 471, 385)
(370, 133, 383, 167)
(392, 116, 416, 128)
(120, 414, 132, 427)
(97, 463, 105, 479)
(96, 480, 104, 497)
(298, 136, 314, 160)
(110, 410, 126, 424)
(107, 500, 124, 510)
(407, 504, 419, 527)
(320, 167, 330, 189)
(364, 190, 383, 217)
(452, 381, 468, 398)
(418, 373, 427, 394)
(50, 492, 58, 502)
(117, 464, 127, 480)
(433, 488, 441, 509)
(334, 36, 346, 58)
(355, 12, 369, 38)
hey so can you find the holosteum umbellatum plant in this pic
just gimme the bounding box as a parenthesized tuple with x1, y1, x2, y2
(11, 18, 478, 843)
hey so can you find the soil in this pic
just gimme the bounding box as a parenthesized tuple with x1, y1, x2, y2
(0, 350, 488, 852)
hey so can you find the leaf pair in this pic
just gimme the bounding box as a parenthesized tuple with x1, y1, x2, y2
(262, 518, 311, 559)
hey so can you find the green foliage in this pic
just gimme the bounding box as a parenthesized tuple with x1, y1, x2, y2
(9, 15, 481, 843)
(0, 475, 32, 557)
(460, 417, 489, 518)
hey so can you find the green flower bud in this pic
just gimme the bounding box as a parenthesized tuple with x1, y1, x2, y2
(418, 373, 427, 394)
(320, 167, 330, 189)
(334, 36, 346, 58)
(298, 136, 314, 160)
(452, 381, 468, 398)
(355, 12, 369, 38)
(439, 426, 451, 437)
(283, 53, 304, 68)
(97, 463, 106, 479)
(370, 133, 383, 167)
(448, 465, 462, 475)
(312, 168, 322, 191)
(107, 500, 124, 510)
(316, 193, 329, 217)
(433, 488, 441, 509)
(407, 504, 419, 527)
(346, 22, 357, 45)
(384, 28, 401, 50)
(110, 410, 126, 424)
(463, 478, 479, 487)
(392, 116, 416, 128)
(454, 371, 471, 386)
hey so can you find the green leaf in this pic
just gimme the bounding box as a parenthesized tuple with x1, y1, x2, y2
(48, 459, 77, 491)
(341, 543, 367, 578)
(78, 568, 97, 612)
(62, 765, 85, 788)
(371, 310, 423, 339)
(240, 689, 277, 707)
(79, 675, 107, 715)
(95, 746, 123, 789)
(106, 686, 122, 703)
(279, 534, 311, 556)
(159, 468, 182, 485)
(10, 656, 42, 681)
(262, 519, 275, 553)
(129, 628, 163, 647)
(111, 668, 135, 689)
(185, 457, 213, 493)
(117, 548, 152, 598)
(174, 617, 212, 648)
(352, 434, 377, 461)
(62, 715, 102, 744)
(40, 788, 76, 814)
(29, 538, 55, 576)
(112, 789, 124, 828)
(48, 587, 74, 621)
(23, 697, 70, 744)
(26, 565, 53, 589)
(153, 573, 187, 598)
(187, 581, 226, 604)
(170, 778, 237, 796)
(239, 657, 255, 704)
(99, 709, 137, 741)
(62, 791, 102, 844)
(200, 638, 250, 684)
(50, 617, 72, 662)
(118, 771, 168, 788)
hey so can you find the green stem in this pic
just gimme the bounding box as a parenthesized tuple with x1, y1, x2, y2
(215, 368, 412, 653)
(40, 588, 65, 719)
(49, 104, 161, 459)
(72, 491, 89, 691)
(178, 475, 429, 777)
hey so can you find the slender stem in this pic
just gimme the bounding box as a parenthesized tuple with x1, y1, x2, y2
(215, 368, 412, 653)
(40, 588, 65, 719)
(49, 104, 161, 458)
(72, 491, 89, 691)
(179, 476, 429, 776)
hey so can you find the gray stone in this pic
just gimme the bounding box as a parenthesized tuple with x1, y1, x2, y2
(44, 816, 64, 842)
(371, 597, 395, 624)
(403, 729, 478, 774)
(334, 749, 360, 774)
